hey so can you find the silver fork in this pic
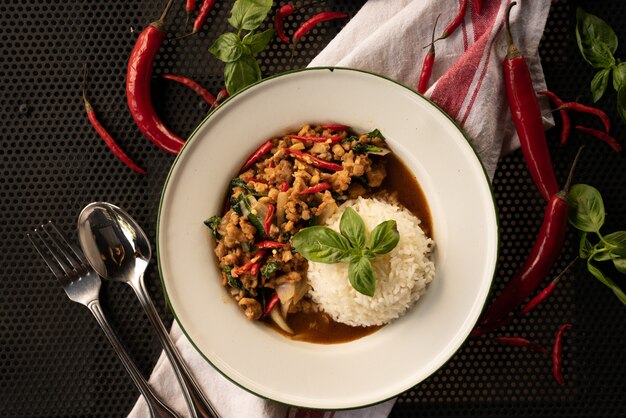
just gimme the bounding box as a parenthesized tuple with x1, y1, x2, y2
(28, 222, 180, 418)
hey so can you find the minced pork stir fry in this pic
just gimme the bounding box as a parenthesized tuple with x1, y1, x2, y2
(205, 124, 390, 332)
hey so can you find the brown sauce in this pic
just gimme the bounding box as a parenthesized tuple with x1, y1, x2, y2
(270, 152, 433, 344)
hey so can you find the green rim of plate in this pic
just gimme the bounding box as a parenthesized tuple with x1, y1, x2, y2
(156, 66, 500, 411)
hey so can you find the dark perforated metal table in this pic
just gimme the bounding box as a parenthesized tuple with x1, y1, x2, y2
(2, 0, 625, 417)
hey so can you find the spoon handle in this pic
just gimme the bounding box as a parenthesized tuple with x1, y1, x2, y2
(130, 275, 220, 418)
(87, 300, 180, 418)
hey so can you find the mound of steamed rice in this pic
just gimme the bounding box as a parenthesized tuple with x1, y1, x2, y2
(307, 196, 435, 327)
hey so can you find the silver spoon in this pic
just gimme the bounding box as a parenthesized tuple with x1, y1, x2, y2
(77, 202, 220, 418)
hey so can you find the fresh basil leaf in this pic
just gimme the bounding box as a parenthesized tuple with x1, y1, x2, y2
(591, 68, 611, 102)
(242, 28, 275, 55)
(367, 129, 385, 139)
(261, 261, 280, 277)
(368, 220, 400, 255)
(612, 62, 626, 91)
(292, 226, 352, 263)
(204, 216, 222, 239)
(352, 144, 385, 154)
(611, 256, 626, 275)
(230, 177, 262, 197)
(223, 266, 245, 290)
(340, 135, 359, 144)
(349, 255, 375, 296)
(576, 7, 618, 69)
(587, 260, 626, 305)
(579, 232, 593, 259)
(605, 231, 626, 258)
(340, 207, 366, 249)
(593, 247, 613, 262)
(224, 54, 262, 95)
(618, 85, 626, 123)
(228, 0, 273, 32)
(208, 33, 245, 63)
(568, 184, 605, 233)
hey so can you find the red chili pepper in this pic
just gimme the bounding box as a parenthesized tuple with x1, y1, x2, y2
(561, 102, 611, 133)
(126, 0, 184, 155)
(243, 177, 268, 184)
(256, 240, 287, 249)
(439, 0, 467, 39)
(284, 148, 343, 171)
(287, 134, 343, 143)
(552, 323, 572, 385)
(480, 147, 584, 325)
(240, 140, 274, 172)
(494, 336, 548, 354)
(185, 0, 196, 29)
(208, 88, 229, 113)
(280, 181, 290, 192)
(518, 257, 578, 316)
(161, 74, 216, 106)
(418, 15, 440, 94)
(321, 123, 350, 131)
(274, 4, 296, 43)
(268, 160, 276, 169)
(538, 90, 571, 145)
(262, 292, 280, 319)
(470, 316, 512, 338)
(575, 126, 621, 153)
(470, 0, 483, 14)
(292, 11, 348, 53)
(298, 182, 332, 195)
(233, 250, 266, 276)
(192, 0, 216, 35)
(82, 65, 146, 175)
(263, 204, 275, 235)
(503, 2, 559, 202)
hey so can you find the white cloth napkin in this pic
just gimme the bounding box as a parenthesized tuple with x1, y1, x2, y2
(129, 1, 552, 417)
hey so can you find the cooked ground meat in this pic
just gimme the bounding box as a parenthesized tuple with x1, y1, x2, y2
(208, 124, 390, 323)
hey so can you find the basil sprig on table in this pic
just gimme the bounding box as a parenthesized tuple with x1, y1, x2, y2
(292, 207, 400, 297)
(209, 0, 275, 95)
(568, 184, 626, 305)
(575, 7, 626, 120)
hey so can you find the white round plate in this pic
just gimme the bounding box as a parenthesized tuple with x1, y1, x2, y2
(158, 68, 498, 410)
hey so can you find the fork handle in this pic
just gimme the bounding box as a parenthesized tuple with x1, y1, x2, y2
(87, 300, 181, 418)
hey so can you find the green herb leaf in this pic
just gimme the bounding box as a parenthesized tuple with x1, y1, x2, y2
(230, 177, 262, 196)
(367, 129, 385, 139)
(368, 220, 400, 255)
(261, 261, 280, 277)
(340, 207, 366, 249)
(223, 266, 245, 290)
(292, 226, 352, 263)
(228, 0, 273, 32)
(208, 32, 245, 63)
(612, 62, 626, 91)
(576, 7, 618, 69)
(204, 216, 222, 239)
(224, 54, 262, 95)
(579, 232, 593, 259)
(611, 256, 626, 274)
(587, 260, 626, 305)
(604, 231, 626, 258)
(591, 68, 611, 102)
(349, 255, 375, 296)
(242, 28, 275, 55)
(568, 184, 605, 233)
(340, 135, 359, 144)
(618, 85, 626, 123)
(352, 143, 385, 154)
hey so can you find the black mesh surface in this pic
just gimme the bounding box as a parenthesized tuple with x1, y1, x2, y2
(1, 0, 625, 417)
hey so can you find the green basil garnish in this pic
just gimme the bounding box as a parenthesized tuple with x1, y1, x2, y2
(568, 184, 605, 233)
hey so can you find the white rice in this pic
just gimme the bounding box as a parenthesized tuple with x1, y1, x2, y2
(307, 196, 435, 327)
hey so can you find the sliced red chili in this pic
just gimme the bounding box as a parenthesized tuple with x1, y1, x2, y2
(287, 134, 343, 143)
(262, 292, 280, 319)
(503, 2, 559, 202)
(255, 240, 287, 249)
(299, 182, 332, 195)
(284, 148, 343, 171)
(552, 323, 572, 385)
(321, 123, 350, 131)
(233, 250, 266, 276)
(280, 181, 290, 192)
(161, 74, 216, 106)
(575, 126, 622, 153)
(494, 336, 548, 354)
(263, 204, 275, 235)
(240, 140, 273, 172)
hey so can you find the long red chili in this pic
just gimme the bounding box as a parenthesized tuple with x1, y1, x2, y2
(439, 0, 467, 40)
(287, 134, 343, 143)
(284, 148, 343, 171)
(561, 102, 611, 133)
(233, 250, 265, 276)
(292, 11, 348, 48)
(185, 0, 196, 29)
(480, 147, 583, 325)
(299, 182, 332, 195)
(274, 4, 296, 43)
(503, 2, 558, 202)
(263, 204, 275, 235)
(552, 323, 572, 385)
(127, 0, 184, 155)
(262, 292, 280, 319)
(256, 240, 287, 249)
(470, 316, 512, 338)
(538, 90, 571, 145)
(192, 0, 216, 35)
(575, 126, 622, 152)
(494, 336, 548, 354)
(518, 257, 578, 316)
(83, 66, 146, 175)
(240, 140, 274, 172)
(161, 74, 217, 106)
(418, 15, 439, 94)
